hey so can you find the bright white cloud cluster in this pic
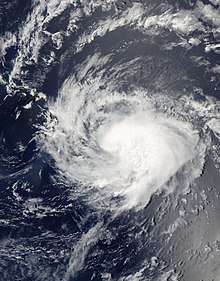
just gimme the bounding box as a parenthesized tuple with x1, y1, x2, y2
(38, 54, 214, 211)
(0, 0, 218, 211)
(96, 112, 199, 209)
(143, 9, 204, 35)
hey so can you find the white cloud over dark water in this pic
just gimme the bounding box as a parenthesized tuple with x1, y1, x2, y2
(0, 0, 220, 280)
(36, 48, 219, 278)
(39, 58, 209, 211)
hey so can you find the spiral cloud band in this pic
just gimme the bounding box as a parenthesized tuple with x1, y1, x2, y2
(39, 56, 209, 211)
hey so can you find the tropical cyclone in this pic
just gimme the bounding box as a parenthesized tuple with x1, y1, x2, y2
(1, 0, 220, 280)
(39, 56, 209, 211)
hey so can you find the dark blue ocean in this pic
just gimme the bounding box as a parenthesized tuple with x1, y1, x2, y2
(0, 1, 220, 280)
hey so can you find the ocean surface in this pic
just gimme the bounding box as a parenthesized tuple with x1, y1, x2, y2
(0, 1, 220, 280)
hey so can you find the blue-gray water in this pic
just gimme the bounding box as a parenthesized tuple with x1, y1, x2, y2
(0, 1, 220, 280)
